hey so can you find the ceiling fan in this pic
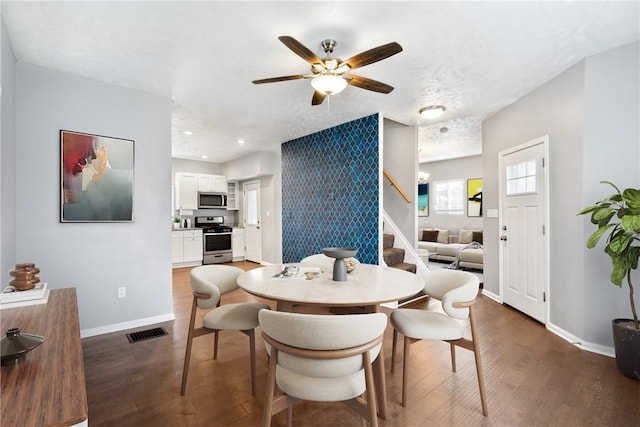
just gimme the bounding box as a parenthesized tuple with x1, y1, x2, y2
(252, 36, 403, 105)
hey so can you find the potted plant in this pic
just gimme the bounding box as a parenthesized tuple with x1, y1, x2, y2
(579, 181, 640, 379)
(173, 215, 181, 229)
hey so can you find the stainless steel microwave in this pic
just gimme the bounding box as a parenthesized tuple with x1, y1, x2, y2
(198, 192, 227, 209)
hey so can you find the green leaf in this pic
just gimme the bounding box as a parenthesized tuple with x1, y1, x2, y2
(597, 211, 616, 228)
(610, 255, 628, 287)
(608, 233, 633, 253)
(577, 205, 598, 216)
(623, 188, 640, 210)
(586, 224, 615, 248)
(621, 215, 640, 233)
(593, 207, 614, 221)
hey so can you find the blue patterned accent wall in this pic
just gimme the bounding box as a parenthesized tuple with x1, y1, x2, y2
(281, 113, 380, 264)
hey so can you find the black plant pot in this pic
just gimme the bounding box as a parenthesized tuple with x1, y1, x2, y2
(612, 319, 640, 380)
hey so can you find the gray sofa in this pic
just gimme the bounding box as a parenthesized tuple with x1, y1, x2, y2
(417, 228, 483, 270)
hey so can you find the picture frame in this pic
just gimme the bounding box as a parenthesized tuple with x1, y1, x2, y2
(467, 178, 483, 217)
(418, 182, 429, 216)
(61, 130, 134, 222)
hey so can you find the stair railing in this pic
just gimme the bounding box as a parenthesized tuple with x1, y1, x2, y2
(383, 169, 411, 203)
(381, 211, 430, 308)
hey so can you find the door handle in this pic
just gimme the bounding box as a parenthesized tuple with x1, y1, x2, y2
(256, 226, 260, 229)
(500, 235, 507, 241)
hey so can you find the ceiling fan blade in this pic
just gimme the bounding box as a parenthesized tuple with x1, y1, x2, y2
(312, 91, 327, 106)
(252, 75, 305, 84)
(341, 42, 403, 70)
(346, 75, 394, 94)
(278, 36, 323, 65)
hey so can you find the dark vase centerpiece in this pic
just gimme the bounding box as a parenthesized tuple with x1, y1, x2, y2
(321, 247, 358, 281)
(1, 327, 45, 365)
(579, 181, 640, 380)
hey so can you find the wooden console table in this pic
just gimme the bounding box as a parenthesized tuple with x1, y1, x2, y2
(1, 288, 88, 426)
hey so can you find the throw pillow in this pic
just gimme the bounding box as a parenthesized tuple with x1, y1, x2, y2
(459, 229, 474, 244)
(422, 230, 439, 242)
(472, 231, 483, 245)
(437, 229, 450, 244)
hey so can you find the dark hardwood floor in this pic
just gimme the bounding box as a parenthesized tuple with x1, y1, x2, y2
(82, 263, 639, 426)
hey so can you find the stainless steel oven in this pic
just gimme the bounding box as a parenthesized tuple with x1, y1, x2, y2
(195, 216, 233, 264)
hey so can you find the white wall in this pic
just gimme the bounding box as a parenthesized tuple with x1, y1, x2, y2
(1, 19, 17, 278)
(418, 155, 483, 234)
(383, 119, 418, 244)
(483, 41, 639, 349)
(483, 60, 586, 337)
(15, 63, 173, 334)
(224, 151, 282, 264)
(582, 41, 640, 345)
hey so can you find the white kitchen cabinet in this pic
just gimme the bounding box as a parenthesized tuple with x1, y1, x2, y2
(197, 174, 215, 192)
(183, 230, 203, 262)
(213, 175, 227, 193)
(232, 228, 245, 261)
(227, 181, 239, 210)
(176, 173, 198, 210)
(172, 231, 184, 263)
(172, 229, 203, 267)
(197, 174, 228, 193)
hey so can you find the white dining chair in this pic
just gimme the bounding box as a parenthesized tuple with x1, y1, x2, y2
(390, 269, 488, 415)
(180, 265, 270, 396)
(259, 310, 387, 427)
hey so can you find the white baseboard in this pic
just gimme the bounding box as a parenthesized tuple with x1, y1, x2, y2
(481, 289, 501, 303)
(80, 313, 176, 338)
(546, 322, 615, 358)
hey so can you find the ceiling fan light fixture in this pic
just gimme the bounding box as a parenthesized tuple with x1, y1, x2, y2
(311, 74, 348, 96)
(419, 105, 446, 119)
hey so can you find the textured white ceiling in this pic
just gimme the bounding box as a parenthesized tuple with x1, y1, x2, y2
(2, 1, 638, 163)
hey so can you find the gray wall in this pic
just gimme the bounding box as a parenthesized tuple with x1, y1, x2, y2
(14, 62, 173, 334)
(418, 155, 483, 234)
(383, 119, 417, 244)
(483, 41, 639, 348)
(582, 42, 640, 345)
(1, 20, 17, 278)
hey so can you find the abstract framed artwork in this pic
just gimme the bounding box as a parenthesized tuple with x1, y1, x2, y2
(61, 130, 134, 222)
(418, 182, 429, 216)
(467, 178, 483, 217)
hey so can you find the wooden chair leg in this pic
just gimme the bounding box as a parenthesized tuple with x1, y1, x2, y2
(261, 348, 278, 427)
(213, 331, 219, 359)
(401, 336, 411, 407)
(286, 406, 293, 427)
(180, 297, 199, 396)
(363, 351, 379, 427)
(249, 329, 257, 396)
(391, 329, 398, 374)
(469, 307, 488, 416)
(450, 342, 457, 372)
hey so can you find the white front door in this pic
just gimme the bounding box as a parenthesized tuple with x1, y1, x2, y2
(243, 181, 262, 263)
(499, 136, 549, 323)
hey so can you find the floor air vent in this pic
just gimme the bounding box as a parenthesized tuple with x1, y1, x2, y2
(126, 327, 168, 343)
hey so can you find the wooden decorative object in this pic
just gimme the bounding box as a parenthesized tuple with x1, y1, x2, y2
(8, 263, 40, 291)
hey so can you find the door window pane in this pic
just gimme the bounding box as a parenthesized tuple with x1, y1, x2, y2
(506, 159, 537, 195)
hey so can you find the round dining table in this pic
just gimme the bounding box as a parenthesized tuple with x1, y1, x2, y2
(237, 262, 425, 420)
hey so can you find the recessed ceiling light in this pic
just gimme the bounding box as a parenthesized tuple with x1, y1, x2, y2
(183, 131, 193, 136)
(237, 139, 245, 144)
(201, 155, 208, 159)
(419, 105, 445, 119)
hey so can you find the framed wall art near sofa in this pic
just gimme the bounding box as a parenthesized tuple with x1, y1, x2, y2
(60, 130, 134, 222)
(418, 182, 429, 216)
(467, 178, 483, 217)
